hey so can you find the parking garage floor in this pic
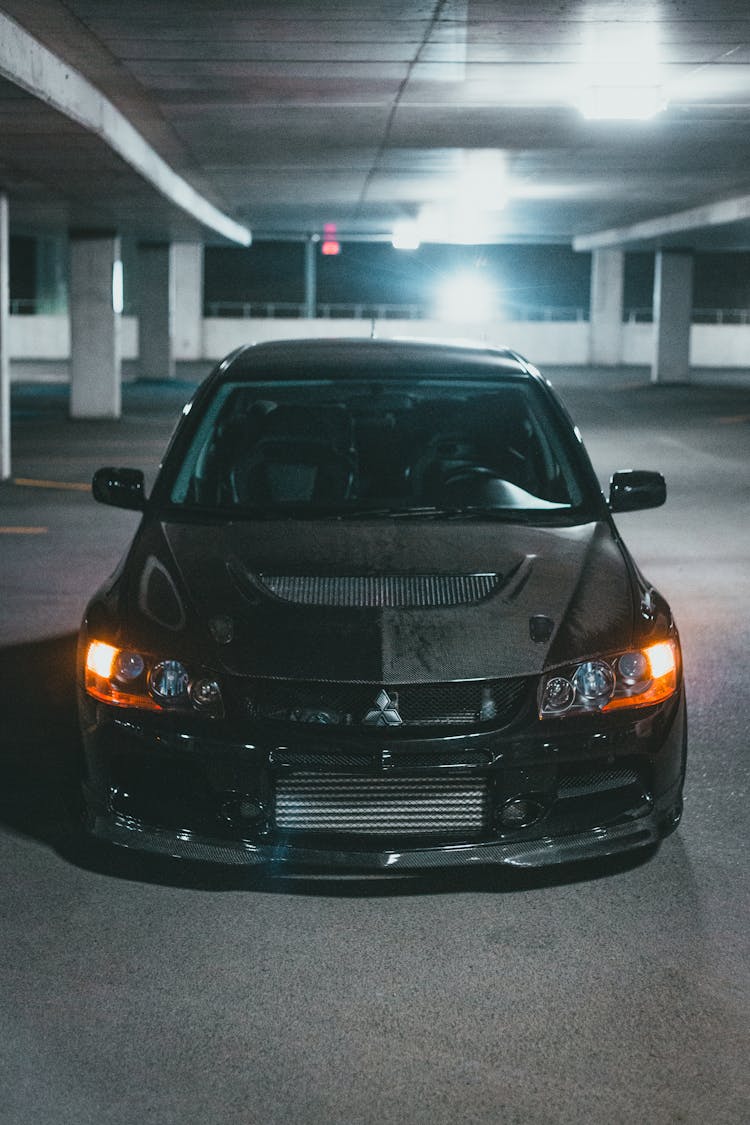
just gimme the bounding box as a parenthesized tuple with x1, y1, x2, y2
(1, 366, 749, 1125)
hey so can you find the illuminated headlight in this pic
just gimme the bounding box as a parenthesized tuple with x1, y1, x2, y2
(539, 640, 678, 718)
(84, 641, 223, 717)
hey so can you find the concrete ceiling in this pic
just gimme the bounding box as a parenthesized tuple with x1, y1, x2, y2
(2, 0, 750, 248)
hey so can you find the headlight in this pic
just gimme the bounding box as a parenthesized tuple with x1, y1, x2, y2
(84, 641, 223, 717)
(539, 640, 678, 718)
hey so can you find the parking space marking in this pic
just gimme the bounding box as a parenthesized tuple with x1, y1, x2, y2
(13, 476, 90, 491)
(0, 526, 48, 534)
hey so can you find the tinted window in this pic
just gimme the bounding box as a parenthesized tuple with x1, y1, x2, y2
(169, 377, 589, 518)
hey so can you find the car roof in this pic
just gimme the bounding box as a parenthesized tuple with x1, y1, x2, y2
(216, 336, 534, 383)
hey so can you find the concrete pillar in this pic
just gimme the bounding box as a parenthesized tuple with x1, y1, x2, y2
(304, 237, 317, 318)
(138, 242, 175, 380)
(69, 232, 122, 419)
(589, 248, 624, 365)
(652, 250, 693, 384)
(173, 243, 203, 361)
(0, 194, 9, 479)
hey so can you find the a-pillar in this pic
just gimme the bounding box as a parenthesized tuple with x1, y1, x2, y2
(589, 248, 624, 365)
(173, 243, 203, 363)
(138, 242, 175, 380)
(0, 194, 9, 479)
(69, 231, 122, 419)
(652, 250, 693, 384)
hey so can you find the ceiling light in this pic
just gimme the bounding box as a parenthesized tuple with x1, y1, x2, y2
(573, 16, 667, 121)
(391, 222, 421, 250)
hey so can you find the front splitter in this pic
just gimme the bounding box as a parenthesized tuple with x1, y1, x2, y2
(92, 812, 662, 870)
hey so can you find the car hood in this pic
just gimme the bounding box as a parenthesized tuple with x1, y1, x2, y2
(128, 517, 636, 681)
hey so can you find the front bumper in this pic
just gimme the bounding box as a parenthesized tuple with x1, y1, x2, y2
(91, 806, 673, 869)
(80, 689, 686, 871)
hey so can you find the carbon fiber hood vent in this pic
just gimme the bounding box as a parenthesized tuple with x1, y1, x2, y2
(256, 573, 500, 608)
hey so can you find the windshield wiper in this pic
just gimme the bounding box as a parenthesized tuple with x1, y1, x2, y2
(334, 504, 532, 520)
(334, 505, 448, 519)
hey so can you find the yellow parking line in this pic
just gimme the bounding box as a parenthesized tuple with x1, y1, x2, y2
(13, 476, 90, 492)
(717, 414, 750, 424)
(0, 526, 48, 534)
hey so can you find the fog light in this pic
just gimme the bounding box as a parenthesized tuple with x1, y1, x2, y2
(239, 798, 265, 822)
(219, 796, 266, 826)
(500, 796, 546, 829)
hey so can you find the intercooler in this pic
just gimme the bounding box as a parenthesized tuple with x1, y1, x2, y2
(274, 772, 490, 835)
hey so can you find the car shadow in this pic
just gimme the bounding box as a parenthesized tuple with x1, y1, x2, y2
(0, 632, 660, 895)
(0, 632, 84, 847)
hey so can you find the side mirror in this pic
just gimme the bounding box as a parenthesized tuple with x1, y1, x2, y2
(608, 470, 666, 513)
(92, 467, 146, 511)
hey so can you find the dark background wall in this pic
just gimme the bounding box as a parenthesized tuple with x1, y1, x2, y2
(9, 237, 750, 315)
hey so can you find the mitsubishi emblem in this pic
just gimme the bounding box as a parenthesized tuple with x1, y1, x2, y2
(363, 689, 403, 726)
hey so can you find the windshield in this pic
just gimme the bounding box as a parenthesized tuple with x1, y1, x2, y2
(168, 376, 590, 520)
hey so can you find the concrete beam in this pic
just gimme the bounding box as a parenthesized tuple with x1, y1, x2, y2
(0, 11, 251, 247)
(573, 193, 750, 252)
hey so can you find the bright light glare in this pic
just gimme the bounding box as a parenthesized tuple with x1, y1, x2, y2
(416, 150, 508, 244)
(574, 18, 667, 120)
(417, 203, 493, 245)
(434, 272, 496, 323)
(646, 641, 676, 679)
(86, 640, 118, 678)
(112, 260, 124, 314)
(457, 151, 508, 211)
(391, 222, 420, 250)
(578, 86, 666, 121)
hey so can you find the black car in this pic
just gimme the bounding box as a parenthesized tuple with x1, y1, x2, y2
(78, 337, 686, 870)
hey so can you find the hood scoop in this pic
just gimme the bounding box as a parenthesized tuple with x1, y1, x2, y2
(249, 572, 503, 609)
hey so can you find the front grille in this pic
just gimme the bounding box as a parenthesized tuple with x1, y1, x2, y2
(256, 573, 500, 608)
(270, 748, 492, 770)
(246, 677, 528, 729)
(274, 773, 489, 835)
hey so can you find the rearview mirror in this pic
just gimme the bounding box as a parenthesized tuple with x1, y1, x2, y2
(92, 467, 146, 511)
(608, 470, 666, 513)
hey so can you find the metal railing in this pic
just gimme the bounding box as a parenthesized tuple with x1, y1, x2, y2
(625, 306, 750, 325)
(9, 297, 750, 325)
(203, 300, 590, 321)
(9, 298, 37, 314)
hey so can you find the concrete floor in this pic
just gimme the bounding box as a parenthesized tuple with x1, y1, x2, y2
(0, 367, 748, 1125)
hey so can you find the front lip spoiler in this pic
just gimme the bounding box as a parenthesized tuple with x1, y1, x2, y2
(91, 812, 662, 870)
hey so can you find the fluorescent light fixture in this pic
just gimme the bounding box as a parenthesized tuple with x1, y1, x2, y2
(577, 85, 666, 121)
(112, 259, 124, 314)
(391, 222, 421, 250)
(574, 16, 667, 121)
(434, 271, 496, 323)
